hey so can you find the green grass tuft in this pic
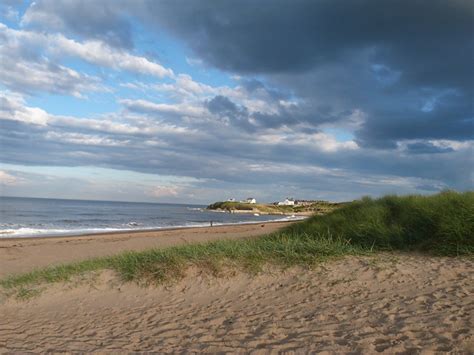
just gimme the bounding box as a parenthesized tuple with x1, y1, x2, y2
(14, 287, 42, 301)
(284, 190, 474, 255)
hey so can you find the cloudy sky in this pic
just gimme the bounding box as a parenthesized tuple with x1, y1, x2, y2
(0, 0, 472, 204)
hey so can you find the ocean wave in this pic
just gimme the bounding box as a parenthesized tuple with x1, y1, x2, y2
(0, 227, 125, 238)
(0, 216, 307, 238)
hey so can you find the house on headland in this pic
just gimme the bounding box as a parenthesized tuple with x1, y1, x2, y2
(278, 198, 295, 206)
(227, 198, 236, 202)
(242, 197, 257, 204)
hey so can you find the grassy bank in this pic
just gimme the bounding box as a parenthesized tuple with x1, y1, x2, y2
(286, 190, 474, 255)
(0, 233, 365, 292)
(1, 191, 472, 293)
(207, 200, 342, 215)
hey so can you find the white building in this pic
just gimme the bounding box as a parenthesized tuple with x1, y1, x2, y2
(227, 198, 236, 202)
(243, 197, 257, 204)
(278, 198, 295, 206)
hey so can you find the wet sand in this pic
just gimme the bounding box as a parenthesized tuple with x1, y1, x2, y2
(1, 255, 472, 353)
(0, 221, 293, 278)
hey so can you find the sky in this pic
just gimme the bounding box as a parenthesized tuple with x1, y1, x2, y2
(0, 0, 472, 204)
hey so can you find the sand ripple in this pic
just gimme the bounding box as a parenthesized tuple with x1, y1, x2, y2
(1, 254, 473, 353)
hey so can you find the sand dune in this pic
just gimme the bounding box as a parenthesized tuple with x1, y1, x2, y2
(0, 221, 293, 278)
(1, 254, 472, 353)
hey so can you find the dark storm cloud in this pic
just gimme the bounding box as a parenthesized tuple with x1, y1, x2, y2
(26, 0, 473, 86)
(140, 0, 473, 146)
(144, 0, 473, 85)
(205, 95, 254, 130)
(206, 95, 247, 120)
(404, 142, 454, 155)
(239, 79, 286, 101)
(204, 94, 336, 132)
(22, 0, 134, 48)
(356, 97, 474, 148)
(21, 1, 473, 142)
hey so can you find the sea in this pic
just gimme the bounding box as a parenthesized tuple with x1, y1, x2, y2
(0, 196, 301, 238)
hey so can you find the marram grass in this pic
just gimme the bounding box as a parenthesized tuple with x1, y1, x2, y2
(1, 191, 472, 292)
(286, 190, 474, 255)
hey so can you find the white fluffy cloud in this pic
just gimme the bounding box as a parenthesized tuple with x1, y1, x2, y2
(0, 170, 20, 185)
(0, 92, 50, 125)
(44, 131, 131, 147)
(0, 23, 103, 96)
(0, 22, 173, 97)
(51, 34, 174, 78)
(150, 185, 181, 198)
(0, 90, 196, 143)
(119, 98, 208, 118)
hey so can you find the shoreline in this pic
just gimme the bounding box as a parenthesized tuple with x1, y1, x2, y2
(0, 221, 296, 278)
(0, 217, 305, 241)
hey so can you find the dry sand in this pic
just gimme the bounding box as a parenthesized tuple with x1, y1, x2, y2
(0, 221, 293, 278)
(1, 254, 473, 353)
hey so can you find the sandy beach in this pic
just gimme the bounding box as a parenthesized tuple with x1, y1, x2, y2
(0, 0, 471, 352)
(0, 221, 293, 278)
(1, 254, 472, 353)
